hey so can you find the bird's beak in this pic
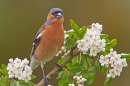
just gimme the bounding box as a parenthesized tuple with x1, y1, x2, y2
(56, 13, 62, 18)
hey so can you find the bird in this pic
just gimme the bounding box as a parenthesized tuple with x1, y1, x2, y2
(30, 8, 64, 84)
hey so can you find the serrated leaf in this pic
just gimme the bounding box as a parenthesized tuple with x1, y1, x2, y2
(70, 19, 80, 34)
(0, 76, 6, 84)
(86, 72, 95, 77)
(1, 64, 7, 70)
(72, 56, 79, 65)
(58, 77, 72, 86)
(57, 71, 64, 79)
(58, 78, 67, 86)
(100, 66, 108, 75)
(100, 34, 109, 38)
(28, 81, 34, 86)
(19, 80, 29, 86)
(70, 19, 84, 39)
(71, 67, 80, 73)
(66, 62, 82, 73)
(66, 61, 73, 68)
(78, 70, 89, 78)
(95, 60, 101, 71)
(87, 74, 95, 85)
(58, 57, 67, 64)
(105, 39, 117, 53)
(121, 53, 130, 59)
(87, 56, 94, 62)
(86, 59, 92, 68)
(66, 38, 76, 50)
(19, 80, 27, 85)
(62, 72, 68, 78)
(0, 69, 8, 76)
(10, 81, 19, 86)
(65, 31, 74, 37)
(85, 68, 96, 78)
(100, 34, 110, 42)
(104, 77, 112, 86)
(87, 67, 96, 72)
(30, 74, 36, 80)
(79, 26, 87, 39)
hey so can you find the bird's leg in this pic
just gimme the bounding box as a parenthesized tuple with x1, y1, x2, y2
(41, 63, 49, 85)
(50, 60, 62, 71)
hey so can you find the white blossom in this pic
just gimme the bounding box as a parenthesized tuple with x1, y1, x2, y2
(108, 69, 116, 78)
(72, 75, 87, 86)
(99, 55, 109, 66)
(7, 58, 32, 82)
(77, 23, 106, 56)
(99, 49, 127, 78)
(77, 39, 88, 54)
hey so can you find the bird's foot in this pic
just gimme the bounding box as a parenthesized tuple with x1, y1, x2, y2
(43, 76, 49, 85)
(50, 60, 62, 71)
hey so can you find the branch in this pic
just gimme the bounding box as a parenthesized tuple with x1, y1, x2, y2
(35, 49, 80, 86)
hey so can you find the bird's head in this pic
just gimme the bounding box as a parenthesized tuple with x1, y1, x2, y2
(47, 8, 64, 24)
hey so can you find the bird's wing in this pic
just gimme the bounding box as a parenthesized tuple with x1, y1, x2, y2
(30, 29, 44, 58)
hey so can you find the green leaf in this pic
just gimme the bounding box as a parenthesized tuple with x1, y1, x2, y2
(0, 76, 6, 84)
(58, 77, 72, 86)
(70, 19, 84, 39)
(121, 53, 130, 59)
(87, 74, 95, 85)
(57, 71, 64, 79)
(82, 54, 94, 69)
(72, 56, 79, 65)
(70, 19, 80, 35)
(66, 61, 73, 68)
(58, 77, 67, 86)
(30, 74, 36, 80)
(87, 56, 94, 62)
(86, 59, 92, 68)
(86, 72, 95, 77)
(1, 64, 7, 70)
(66, 62, 83, 73)
(79, 26, 87, 38)
(104, 77, 112, 86)
(100, 34, 109, 38)
(0, 69, 8, 76)
(87, 67, 96, 72)
(58, 57, 67, 64)
(100, 34, 110, 42)
(19, 80, 31, 86)
(28, 81, 34, 86)
(66, 38, 76, 50)
(100, 66, 108, 75)
(19, 80, 26, 84)
(62, 71, 68, 78)
(65, 31, 74, 36)
(78, 70, 89, 78)
(95, 59, 101, 71)
(10, 81, 19, 86)
(71, 67, 81, 73)
(105, 39, 117, 53)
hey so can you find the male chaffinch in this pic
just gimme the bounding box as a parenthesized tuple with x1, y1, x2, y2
(30, 8, 64, 83)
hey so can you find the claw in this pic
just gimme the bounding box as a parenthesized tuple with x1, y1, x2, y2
(43, 76, 49, 84)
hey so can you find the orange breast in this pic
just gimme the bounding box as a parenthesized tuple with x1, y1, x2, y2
(34, 24, 64, 63)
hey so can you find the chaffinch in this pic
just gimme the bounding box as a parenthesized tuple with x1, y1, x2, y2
(30, 8, 64, 83)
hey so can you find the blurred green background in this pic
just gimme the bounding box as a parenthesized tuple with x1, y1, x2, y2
(0, 0, 130, 86)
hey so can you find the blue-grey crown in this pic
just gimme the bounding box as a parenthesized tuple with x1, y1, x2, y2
(49, 8, 63, 14)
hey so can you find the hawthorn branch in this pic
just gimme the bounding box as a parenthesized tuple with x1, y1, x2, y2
(35, 49, 80, 86)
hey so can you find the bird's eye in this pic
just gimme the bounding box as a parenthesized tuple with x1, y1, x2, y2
(52, 13, 55, 15)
